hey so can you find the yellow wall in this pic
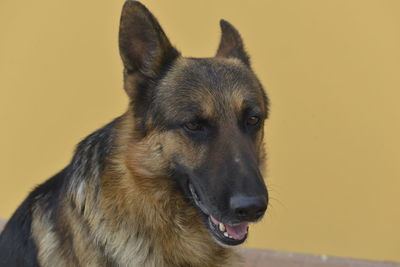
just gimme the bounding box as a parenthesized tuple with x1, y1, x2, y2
(1, 0, 399, 263)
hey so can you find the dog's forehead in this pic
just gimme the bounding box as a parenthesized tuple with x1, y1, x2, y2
(155, 57, 265, 118)
(160, 57, 257, 92)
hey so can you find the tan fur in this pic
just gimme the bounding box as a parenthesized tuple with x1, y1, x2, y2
(32, 204, 68, 267)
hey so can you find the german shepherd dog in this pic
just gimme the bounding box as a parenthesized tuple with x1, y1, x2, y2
(0, 1, 269, 266)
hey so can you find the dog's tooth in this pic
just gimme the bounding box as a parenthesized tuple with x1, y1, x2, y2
(223, 232, 229, 237)
(228, 235, 233, 239)
(219, 223, 225, 232)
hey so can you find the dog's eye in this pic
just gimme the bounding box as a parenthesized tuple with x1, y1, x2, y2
(246, 116, 260, 126)
(184, 121, 203, 131)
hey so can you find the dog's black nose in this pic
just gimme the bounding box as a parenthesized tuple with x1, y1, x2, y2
(230, 195, 267, 221)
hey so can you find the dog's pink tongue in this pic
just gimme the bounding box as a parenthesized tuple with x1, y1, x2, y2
(225, 223, 248, 240)
(211, 216, 248, 240)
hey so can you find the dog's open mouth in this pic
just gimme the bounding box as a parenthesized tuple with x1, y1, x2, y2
(188, 183, 249, 246)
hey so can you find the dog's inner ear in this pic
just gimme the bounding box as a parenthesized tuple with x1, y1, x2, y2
(119, 1, 179, 79)
(216, 20, 250, 66)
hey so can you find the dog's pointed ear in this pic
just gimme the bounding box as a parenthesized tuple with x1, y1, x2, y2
(119, 0, 179, 78)
(216, 19, 250, 66)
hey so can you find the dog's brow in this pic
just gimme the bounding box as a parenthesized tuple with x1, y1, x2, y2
(227, 89, 263, 115)
(169, 105, 211, 123)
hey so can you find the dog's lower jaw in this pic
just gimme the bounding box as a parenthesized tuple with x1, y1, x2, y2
(187, 182, 251, 247)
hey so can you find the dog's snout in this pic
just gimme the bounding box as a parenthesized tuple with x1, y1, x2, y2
(230, 195, 267, 221)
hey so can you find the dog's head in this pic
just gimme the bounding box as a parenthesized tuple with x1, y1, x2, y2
(119, 0, 269, 246)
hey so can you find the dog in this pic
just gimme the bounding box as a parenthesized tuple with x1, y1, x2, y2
(0, 1, 269, 266)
